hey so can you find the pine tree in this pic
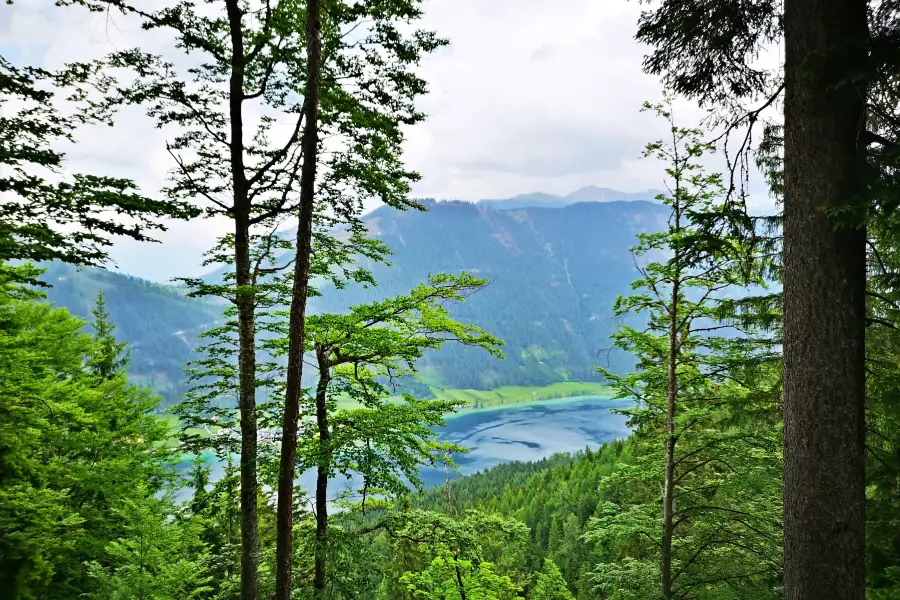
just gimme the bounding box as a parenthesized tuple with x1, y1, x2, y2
(586, 99, 782, 600)
(87, 292, 130, 379)
(530, 559, 575, 600)
(0, 268, 178, 599)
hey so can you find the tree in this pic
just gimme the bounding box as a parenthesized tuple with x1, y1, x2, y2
(274, 0, 323, 593)
(0, 276, 177, 599)
(530, 559, 575, 600)
(630, 1, 888, 596)
(87, 292, 130, 379)
(393, 510, 528, 600)
(272, 272, 503, 598)
(85, 493, 213, 600)
(61, 1, 446, 597)
(782, 2, 868, 598)
(587, 99, 781, 600)
(0, 55, 198, 280)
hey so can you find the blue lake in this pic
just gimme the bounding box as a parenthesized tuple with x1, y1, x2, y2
(179, 395, 631, 500)
(418, 395, 631, 487)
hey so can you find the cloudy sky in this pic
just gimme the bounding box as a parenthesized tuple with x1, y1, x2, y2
(2, 0, 775, 281)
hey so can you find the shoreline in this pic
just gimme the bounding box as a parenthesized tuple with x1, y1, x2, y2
(173, 394, 632, 468)
(443, 392, 624, 420)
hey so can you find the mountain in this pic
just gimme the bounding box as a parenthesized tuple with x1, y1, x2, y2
(36, 197, 669, 404)
(36, 261, 222, 404)
(307, 199, 668, 388)
(476, 186, 665, 210)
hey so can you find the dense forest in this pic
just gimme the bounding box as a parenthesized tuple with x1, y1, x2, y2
(3, 0, 900, 600)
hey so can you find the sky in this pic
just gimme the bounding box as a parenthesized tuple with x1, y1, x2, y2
(1, 0, 777, 282)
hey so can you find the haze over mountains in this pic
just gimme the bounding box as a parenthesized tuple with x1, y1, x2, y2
(38, 188, 667, 405)
(476, 186, 665, 210)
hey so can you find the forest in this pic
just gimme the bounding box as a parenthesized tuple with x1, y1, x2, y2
(1, 0, 898, 599)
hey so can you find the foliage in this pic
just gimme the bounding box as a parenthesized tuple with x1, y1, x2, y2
(0, 267, 181, 599)
(36, 261, 223, 406)
(863, 214, 900, 597)
(0, 55, 197, 279)
(530, 559, 575, 600)
(390, 509, 529, 600)
(414, 443, 632, 600)
(84, 493, 213, 600)
(584, 100, 782, 600)
(400, 550, 521, 600)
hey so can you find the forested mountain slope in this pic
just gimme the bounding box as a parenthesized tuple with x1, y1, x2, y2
(36, 261, 222, 403)
(307, 199, 667, 388)
(414, 441, 636, 600)
(38, 197, 668, 403)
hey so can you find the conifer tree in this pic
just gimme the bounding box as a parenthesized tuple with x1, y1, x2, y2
(0, 275, 177, 599)
(630, 3, 899, 596)
(587, 99, 782, 600)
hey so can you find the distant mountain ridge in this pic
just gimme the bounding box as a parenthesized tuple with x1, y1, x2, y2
(35, 261, 222, 404)
(37, 191, 669, 405)
(476, 186, 665, 210)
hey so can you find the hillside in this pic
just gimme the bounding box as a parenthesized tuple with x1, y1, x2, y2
(308, 199, 668, 388)
(415, 441, 636, 599)
(36, 261, 222, 404)
(36, 196, 668, 403)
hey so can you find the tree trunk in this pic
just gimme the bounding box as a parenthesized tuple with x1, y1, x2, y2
(273, 0, 323, 596)
(313, 354, 331, 599)
(224, 1, 259, 598)
(783, 0, 868, 598)
(453, 551, 467, 600)
(661, 207, 681, 599)
(234, 223, 259, 600)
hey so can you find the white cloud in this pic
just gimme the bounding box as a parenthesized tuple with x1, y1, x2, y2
(402, 0, 705, 200)
(2, 0, 776, 281)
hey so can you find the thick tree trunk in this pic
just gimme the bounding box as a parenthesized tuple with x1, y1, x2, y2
(783, 0, 868, 598)
(313, 359, 331, 599)
(273, 0, 323, 597)
(224, 1, 258, 598)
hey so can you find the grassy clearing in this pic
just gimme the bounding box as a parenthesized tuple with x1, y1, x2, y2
(431, 381, 613, 410)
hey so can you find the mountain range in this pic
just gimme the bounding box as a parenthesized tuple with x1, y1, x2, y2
(476, 186, 665, 210)
(37, 189, 668, 405)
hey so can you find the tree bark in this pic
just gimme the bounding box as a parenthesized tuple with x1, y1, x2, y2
(313, 352, 332, 599)
(234, 220, 259, 600)
(273, 0, 323, 596)
(783, 0, 868, 598)
(661, 203, 681, 600)
(224, 1, 259, 598)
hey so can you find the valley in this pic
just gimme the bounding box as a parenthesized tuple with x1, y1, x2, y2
(37, 193, 665, 408)
(4, 1, 893, 598)
(176, 394, 632, 499)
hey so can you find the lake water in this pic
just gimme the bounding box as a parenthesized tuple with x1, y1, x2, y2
(418, 395, 631, 487)
(179, 395, 631, 499)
